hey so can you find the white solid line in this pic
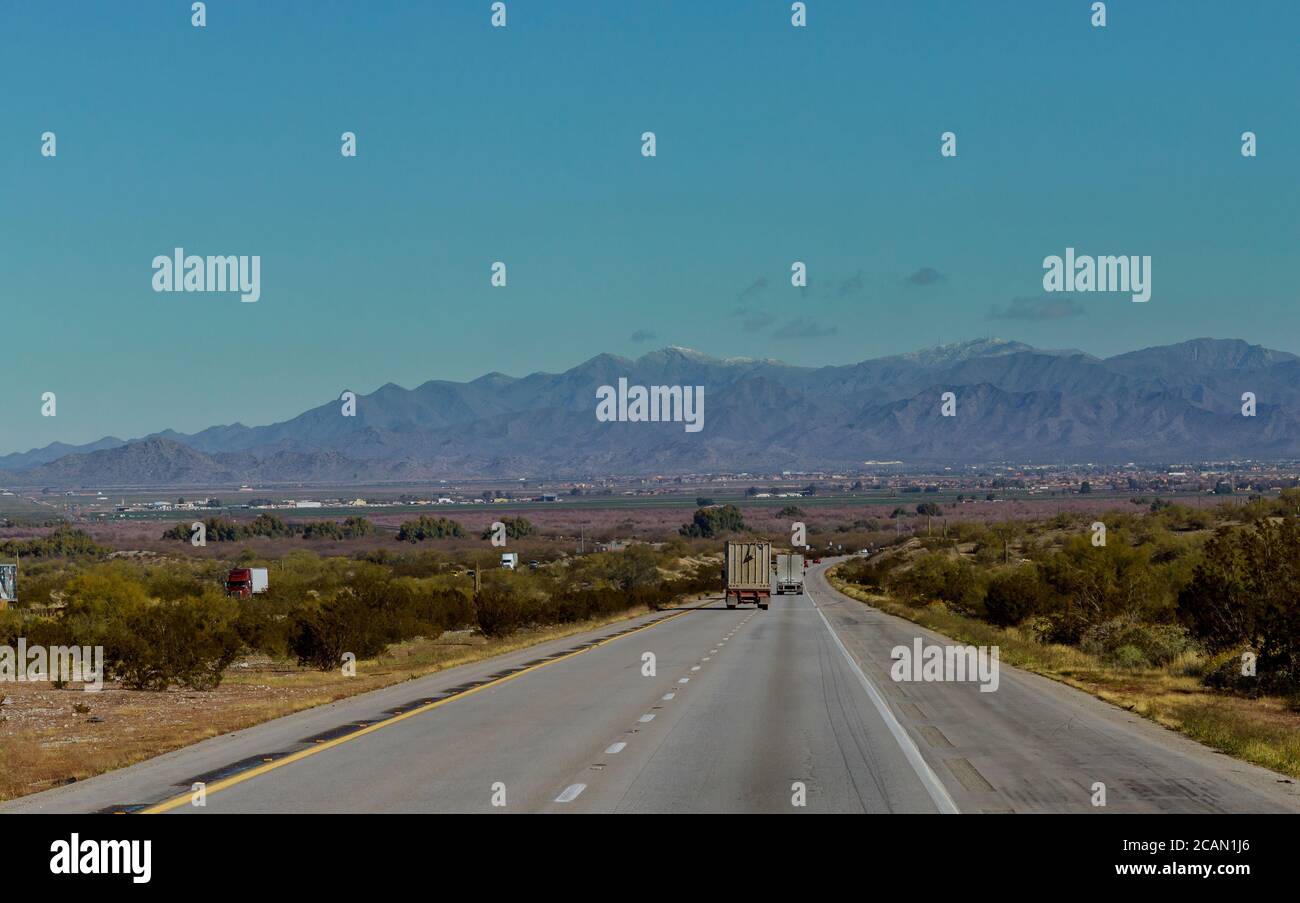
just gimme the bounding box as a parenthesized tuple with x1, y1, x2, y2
(638, 713, 656, 723)
(678, 678, 690, 683)
(702, 657, 711, 661)
(662, 692, 675, 700)
(605, 742, 627, 754)
(555, 783, 587, 803)
(690, 665, 701, 671)
(805, 582, 960, 815)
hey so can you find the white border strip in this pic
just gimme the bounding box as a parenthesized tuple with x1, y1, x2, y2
(806, 584, 960, 814)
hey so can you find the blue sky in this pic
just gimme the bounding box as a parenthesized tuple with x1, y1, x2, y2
(2, 0, 1297, 453)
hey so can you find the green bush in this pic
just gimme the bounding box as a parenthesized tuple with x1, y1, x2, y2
(107, 593, 243, 691)
(479, 517, 534, 541)
(983, 566, 1048, 627)
(399, 516, 466, 542)
(474, 576, 530, 638)
(1109, 644, 1150, 670)
(288, 593, 391, 671)
(0, 526, 109, 559)
(1179, 519, 1300, 693)
(679, 505, 745, 538)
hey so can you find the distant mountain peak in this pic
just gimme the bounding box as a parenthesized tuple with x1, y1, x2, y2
(7, 336, 1300, 483)
(895, 337, 1034, 366)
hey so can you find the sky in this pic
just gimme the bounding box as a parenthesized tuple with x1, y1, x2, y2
(2, 0, 1297, 453)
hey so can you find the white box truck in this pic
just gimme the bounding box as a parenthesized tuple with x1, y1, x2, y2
(723, 540, 772, 610)
(775, 553, 804, 594)
(500, 552, 519, 569)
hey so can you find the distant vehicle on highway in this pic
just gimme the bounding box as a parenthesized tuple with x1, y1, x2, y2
(528, 560, 541, 570)
(775, 553, 804, 594)
(723, 540, 771, 610)
(501, 553, 519, 569)
(225, 567, 268, 597)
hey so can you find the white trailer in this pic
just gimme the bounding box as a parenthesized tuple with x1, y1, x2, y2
(500, 552, 519, 569)
(724, 540, 772, 610)
(775, 553, 804, 594)
(249, 568, 269, 594)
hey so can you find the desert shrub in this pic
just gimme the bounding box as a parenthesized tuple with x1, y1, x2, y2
(474, 572, 539, 638)
(1032, 535, 1163, 641)
(399, 516, 466, 541)
(0, 526, 109, 559)
(163, 517, 239, 542)
(145, 568, 210, 602)
(888, 553, 983, 611)
(106, 593, 243, 691)
(302, 517, 373, 540)
(983, 566, 1049, 627)
(1179, 520, 1300, 693)
(1200, 648, 1264, 696)
(1119, 623, 1194, 666)
(1109, 644, 1150, 670)
(284, 565, 457, 669)
(838, 556, 895, 591)
(1079, 617, 1194, 667)
(288, 593, 392, 671)
(679, 505, 745, 538)
(0, 608, 23, 647)
(7, 564, 71, 609)
(611, 545, 661, 597)
(478, 517, 534, 541)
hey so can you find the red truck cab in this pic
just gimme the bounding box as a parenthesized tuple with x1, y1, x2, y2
(225, 568, 254, 597)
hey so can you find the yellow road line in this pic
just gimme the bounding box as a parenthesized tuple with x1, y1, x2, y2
(141, 601, 712, 814)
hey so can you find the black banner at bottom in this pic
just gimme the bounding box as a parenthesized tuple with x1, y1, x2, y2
(5, 813, 1286, 890)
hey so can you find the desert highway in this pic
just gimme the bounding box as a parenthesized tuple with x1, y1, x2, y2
(5, 561, 1298, 814)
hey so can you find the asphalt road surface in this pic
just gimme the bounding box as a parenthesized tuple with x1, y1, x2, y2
(5, 560, 1298, 814)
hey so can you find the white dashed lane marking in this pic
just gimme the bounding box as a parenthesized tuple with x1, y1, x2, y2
(555, 783, 587, 803)
(553, 602, 761, 809)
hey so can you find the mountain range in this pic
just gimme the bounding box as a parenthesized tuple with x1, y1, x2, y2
(4, 337, 1300, 487)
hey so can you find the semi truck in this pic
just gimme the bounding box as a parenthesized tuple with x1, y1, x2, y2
(500, 552, 519, 569)
(723, 540, 771, 610)
(225, 567, 268, 597)
(775, 553, 804, 594)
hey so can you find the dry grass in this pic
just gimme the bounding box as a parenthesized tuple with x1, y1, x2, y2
(827, 569, 1300, 779)
(0, 596, 711, 802)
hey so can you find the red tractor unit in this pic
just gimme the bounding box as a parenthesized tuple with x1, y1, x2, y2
(225, 567, 268, 598)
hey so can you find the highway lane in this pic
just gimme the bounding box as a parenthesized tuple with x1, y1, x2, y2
(4, 559, 1299, 814)
(550, 589, 946, 813)
(159, 585, 944, 813)
(804, 561, 1300, 814)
